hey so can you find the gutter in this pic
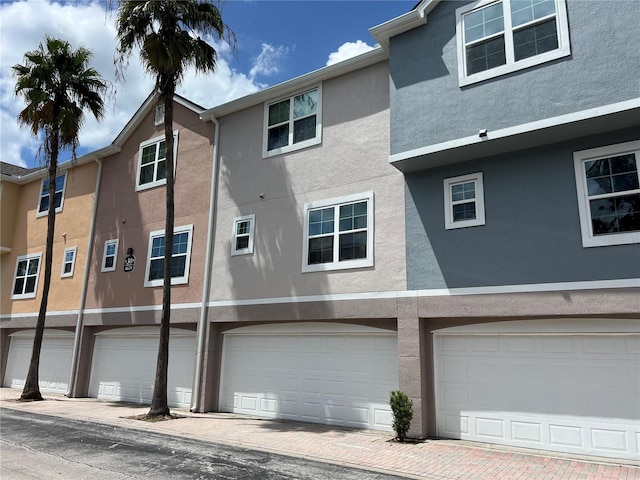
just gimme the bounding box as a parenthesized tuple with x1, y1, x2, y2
(66, 157, 102, 397)
(191, 115, 220, 412)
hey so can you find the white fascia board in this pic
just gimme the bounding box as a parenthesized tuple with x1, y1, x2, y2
(390, 99, 640, 171)
(200, 48, 388, 120)
(369, 0, 438, 49)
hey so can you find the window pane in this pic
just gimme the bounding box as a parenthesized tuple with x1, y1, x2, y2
(13, 278, 25, 295)
(268, 100, 290, 126)
(590, 194, 640, 235)
(236, 221, 250, 235)
(453, 202, 477, 221)
(308, 236, 333, 264)
(236, 236, 249, 250)
(511, 0, 555, 27)
(339, 202, 367, 231)
(452, 182, 476, 201)
(27, 259, 39, 275)
(293, 90, 317, 118)
(170, 256, 186, 277)
(64, 263, 72, 274)
(39, 195, 50, 213)
(467, 36, 506, 75)
(141, 144, 156, 165)
(65, 251, 74, 262)
(149, 258, 163, 280)
(293, 116, 316, 144)
(613, 173, 639, 192)
(309, 208, 334, 236)
(585, 159, 611, 178)
(25, 276, 37, 293)
(139, 164, 155, 185)
(53, 191, 63, 209)
(104, 257, 114, 269)
(339, 231, 367, 261)
(513, 19, 558, 62)
(464, 3, 504, 43)
(156, 159, 167, 181)
(16, 260, 27, 276)
(106, 244, 116, 256)
(610, 154, 637, 174)
(268, 124, 289, 151)
(173, 232, 189, 255)
(586, 177, 612, 196)
(158, 141, 167, 160)
(55, 174, 66, 190)
(151, 237, 165, 258)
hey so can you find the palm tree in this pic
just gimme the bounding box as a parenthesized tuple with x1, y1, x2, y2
(13, 36, 107, 401)
(113, 0, 233, 416)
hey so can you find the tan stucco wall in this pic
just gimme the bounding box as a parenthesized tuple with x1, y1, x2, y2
(84, 101, 214, 310)
(1, 181, 20, 252)
(1, 162, 98, 316)
(210, 60, 407, 301)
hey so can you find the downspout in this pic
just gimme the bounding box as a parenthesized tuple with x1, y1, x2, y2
(66, 157, 102, 397)
(191, 115, 220, 412)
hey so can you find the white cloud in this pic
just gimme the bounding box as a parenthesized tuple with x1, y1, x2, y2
(0, 0, 270, 168)
(249, 43, 290, 80)
(326, 40, 375, 66)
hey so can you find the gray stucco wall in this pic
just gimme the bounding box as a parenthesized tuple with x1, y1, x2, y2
(405, 128, 640, 289)
(389, 0, 640, 155)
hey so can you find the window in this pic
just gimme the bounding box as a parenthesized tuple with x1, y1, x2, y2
(37, 172, 67, 216)
(61, 247, 77, 278)
(101, 239, 119, 272)
(144, 225, 193, 287)
(231, 214, 255, 256)
(444, 173, 486, 229)
(302, 192, 374, 272)
(154, 104, 165, 125)
(573, 140, 640, 247)
(135, 131, 179, 191)
(11, 253, 42, 299)
(263, 86, 322, 157)
(456, 0, 570, 86)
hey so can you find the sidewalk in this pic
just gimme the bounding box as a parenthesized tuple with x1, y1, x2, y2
(1, 388, 638, 480)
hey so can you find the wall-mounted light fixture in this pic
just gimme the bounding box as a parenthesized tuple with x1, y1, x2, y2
(127, 247, 133, 255)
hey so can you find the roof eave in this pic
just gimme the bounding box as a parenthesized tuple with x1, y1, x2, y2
(369, 0, 440, 49)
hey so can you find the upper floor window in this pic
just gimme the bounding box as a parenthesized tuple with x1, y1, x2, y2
(573, 140, 640, 248)
(135, 131, 179, 192)
(61, 246, 77, 278)
(101, 239, 119, 272)
(263, 86, 322, 158)
(144, 225, 193, 287)
(302, 192, 374, 273)
(231, 214, 255, 256)
(444, 173, 486, 229)
(11, 253, 42, 299)
(37, 172, 66, 217)
(456, 0, 570, 86)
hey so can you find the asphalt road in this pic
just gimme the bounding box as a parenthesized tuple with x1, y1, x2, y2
(0, 408, 411, 480)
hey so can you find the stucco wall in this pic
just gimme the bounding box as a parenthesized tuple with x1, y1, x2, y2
(1, 161, 99, 315)
(84, 101, 214, 310)
(405, 127, 640, 289)
(210, 61, 407, 301)
(388, 0, 640, 155)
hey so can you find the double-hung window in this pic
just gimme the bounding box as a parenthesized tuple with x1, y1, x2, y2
(231, 214, 255, 256)
(136, 131, 179, 191)
(37, 172, 67, 217)
(302, 192, 374, 272)
(444, 173, 486, 229)
(263, 86, 321, 157)
(573, 140, 640, 247)
(11, 253, 42, 299)
(61, 246, 77, 278)
(456, 0, 570, 86)
(101, 239, 119, 272)
(144, 225, 193, 287)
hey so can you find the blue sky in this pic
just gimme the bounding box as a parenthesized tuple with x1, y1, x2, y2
(0, 0, 416, 169)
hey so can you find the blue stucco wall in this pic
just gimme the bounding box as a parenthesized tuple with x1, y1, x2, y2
(405, 128, 640, 289)
(389, 0, 640, 155)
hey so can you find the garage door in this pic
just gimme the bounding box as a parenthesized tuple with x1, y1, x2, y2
(89, 327, 195, 408)
(220, 323, 398, 431)
(434, 319, 640, 460)
(4, 329, 74, 394)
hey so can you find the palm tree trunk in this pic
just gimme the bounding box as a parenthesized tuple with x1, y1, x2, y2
(21, 138, 59, 401)
(148, 92, 175, 416)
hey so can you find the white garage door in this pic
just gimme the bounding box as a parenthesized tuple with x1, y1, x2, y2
(434, 319, 640, 460)
(220, 323, 398, 431)
(4, 329, 74, 394)
(89, 327, 195, 408)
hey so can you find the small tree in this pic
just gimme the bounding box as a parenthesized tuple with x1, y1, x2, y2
(390, 390, 413, 442)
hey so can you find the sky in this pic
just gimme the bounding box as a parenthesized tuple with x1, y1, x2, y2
(0, 0, 417, 169)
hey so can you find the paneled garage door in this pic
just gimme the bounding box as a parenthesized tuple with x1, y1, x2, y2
(434, 320, 640, 460)
(220, 323, 398, 431)
(4, 329, 74, 394)
(89, 327, 195, 408)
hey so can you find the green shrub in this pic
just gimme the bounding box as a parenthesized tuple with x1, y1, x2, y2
(389, 390, 413, 442)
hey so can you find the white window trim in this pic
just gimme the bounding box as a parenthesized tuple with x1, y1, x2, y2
(61, 246, 77, 278)
(11, 252, 42, 299)
(302, 191, 374, 273)
(573, 140, 640, 248)
(36, 172, 67, 218)
(444, 172, 486, 229)
(262, 85, 322, 158)
(135, 131, 179, 192)
(101, 239, 119, 272)
(144, 224, 194, 287)
(455, 0, 571, 87)
(231, 214, 255, 256)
